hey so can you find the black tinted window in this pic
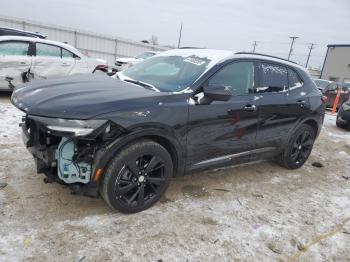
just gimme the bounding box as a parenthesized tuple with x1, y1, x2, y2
(208, 61, 255, 96)
(256, 63, 288, 93)
(288, 69, 303, 89)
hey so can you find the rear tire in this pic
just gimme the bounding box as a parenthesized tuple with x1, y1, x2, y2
(278, 124, 315, 169)
(100, 139, 173, 213)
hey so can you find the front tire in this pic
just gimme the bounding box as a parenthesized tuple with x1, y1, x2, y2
(100, 139, 173, 213)
(279, 124, 315, 169)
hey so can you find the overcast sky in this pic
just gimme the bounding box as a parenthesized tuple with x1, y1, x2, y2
(2, 0, 350, 68)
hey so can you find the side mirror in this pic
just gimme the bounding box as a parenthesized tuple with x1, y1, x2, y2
(204, 85, 232, 101)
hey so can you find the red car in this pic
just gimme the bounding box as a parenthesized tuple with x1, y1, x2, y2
(313, 79, 350, 108)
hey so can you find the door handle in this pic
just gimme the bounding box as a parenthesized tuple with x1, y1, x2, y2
(20, 61, 27, 65)
(243, 104, 257, 112)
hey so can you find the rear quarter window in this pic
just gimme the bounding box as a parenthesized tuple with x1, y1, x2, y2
(62, 48, 74, 58)
(288, 69, 303, 89)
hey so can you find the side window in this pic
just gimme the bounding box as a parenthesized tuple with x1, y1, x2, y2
(36, 43, 61, 57)
(0, 41, 29, 56)
(62, 48, 74, 58)
(288, 69, 303, 89)
(208, 61, 255, 96)
(326, 82, 338, 91)
(256, 63, 288, 93)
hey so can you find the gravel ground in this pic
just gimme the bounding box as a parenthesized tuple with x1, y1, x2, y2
(1, 93, 350, 262)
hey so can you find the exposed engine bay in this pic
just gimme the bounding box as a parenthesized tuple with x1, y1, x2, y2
(57, 138, 92, 184)
(20, 114, 122, 195)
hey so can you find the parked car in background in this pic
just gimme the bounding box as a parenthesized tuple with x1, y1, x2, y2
(114, 51, 158, 72)
(313, 79, 332, 91)
(0, 36, 108, 91)
(313, 79, 349, 108)
(0, 27, 46, 39)
(336, 97, 350, 128)
(11, 49, 325, 213)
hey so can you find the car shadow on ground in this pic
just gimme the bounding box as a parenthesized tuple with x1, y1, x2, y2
(18, 159, 285, 222)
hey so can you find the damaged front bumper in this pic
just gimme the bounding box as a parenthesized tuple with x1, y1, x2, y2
(20, 115, 122, 196)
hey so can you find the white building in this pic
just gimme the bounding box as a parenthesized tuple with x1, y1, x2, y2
(321, 44, 350, 86)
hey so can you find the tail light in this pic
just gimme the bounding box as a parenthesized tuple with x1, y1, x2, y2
(321, 95, 328, 103)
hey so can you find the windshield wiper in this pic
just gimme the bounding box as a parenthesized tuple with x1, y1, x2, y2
(123, 79, 160, 92)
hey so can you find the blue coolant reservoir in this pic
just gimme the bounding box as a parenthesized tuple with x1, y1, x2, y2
(56, 138, 91, 184)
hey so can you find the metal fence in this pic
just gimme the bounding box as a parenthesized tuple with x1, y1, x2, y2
(0, 15, 170, 65)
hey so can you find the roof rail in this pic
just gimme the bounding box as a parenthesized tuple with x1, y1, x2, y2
(235, 52, 297, 64)
(179, 47, 203, 49)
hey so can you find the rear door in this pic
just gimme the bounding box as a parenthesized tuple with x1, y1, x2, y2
(254, 62, 301, 154)
(0, 40, 32, 90)
(31, 42, 75, 79)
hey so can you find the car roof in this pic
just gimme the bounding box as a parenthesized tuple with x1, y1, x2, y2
(0, 35, 84, 57)
(0, 27, 46, 38)
(156, 48, 236, 70)
(157, 48, 307, 72)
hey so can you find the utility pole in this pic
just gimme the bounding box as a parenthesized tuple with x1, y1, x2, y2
(252, 41, 258, 53)
(177, 23, 183, 48)
(305, 43, 315, 68)
(287, 36, 299, 60)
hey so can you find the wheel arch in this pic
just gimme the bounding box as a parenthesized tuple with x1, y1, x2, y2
(303, 118, 319, 137)
(141, 134, 180, 177)
(282, 116, 321, 149)
(92, 127, 185, 183)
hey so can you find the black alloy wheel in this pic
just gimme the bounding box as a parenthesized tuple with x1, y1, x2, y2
(279, 124, 315, 169)
(290, 131, 314, 165)
(100, 140, 173, 213)
(116, 155, 166, 208)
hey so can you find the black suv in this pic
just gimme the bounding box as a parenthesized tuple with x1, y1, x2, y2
(11, 49, 325, 213)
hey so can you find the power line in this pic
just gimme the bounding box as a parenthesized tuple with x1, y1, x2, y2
(305, 43, 316, 68)
(252, 41, 258, 53)
(177, 23, 183, 48)
(288, 36, 299, 60)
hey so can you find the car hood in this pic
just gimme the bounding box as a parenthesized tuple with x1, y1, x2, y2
(11, 74, 165, 119)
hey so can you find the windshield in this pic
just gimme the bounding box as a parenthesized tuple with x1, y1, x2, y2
(313, 79, 331, 89)
(135, 52, 155, 60)
(121, 55, 211, 92)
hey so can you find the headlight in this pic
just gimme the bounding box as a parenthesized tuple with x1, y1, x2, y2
(29, 115, 107, 137)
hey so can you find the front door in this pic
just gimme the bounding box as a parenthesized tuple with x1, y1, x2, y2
(0, 40, 32, 90)
(31, 42, 75, 80)
(187, 61, 259, 170)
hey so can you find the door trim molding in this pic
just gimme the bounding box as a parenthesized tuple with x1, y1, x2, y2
(194, 147, 276, 166)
